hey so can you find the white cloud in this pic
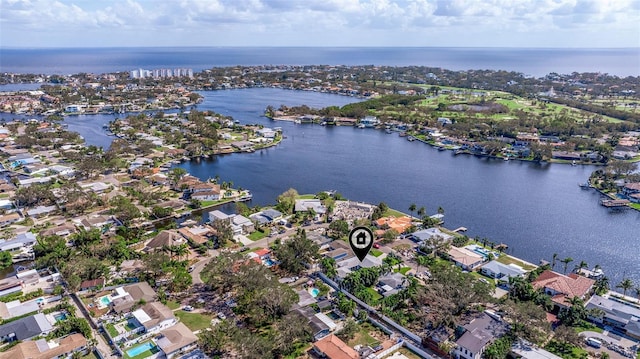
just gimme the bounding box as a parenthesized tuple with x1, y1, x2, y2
(0, 0, 638, 47)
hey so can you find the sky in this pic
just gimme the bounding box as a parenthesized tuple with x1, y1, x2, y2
(1, 0, 639, 48)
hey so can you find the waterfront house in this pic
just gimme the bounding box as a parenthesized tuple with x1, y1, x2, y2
(479, 260, 527, 283)
(360, 116, 379, 128)
(453, 312, 508, 359)
(585, 295, 640, 340)
(551, 151, 581, 161)
(531, 270, 595, 309)
(374, 216, 413, 234)
(410, 228, 453, 244)
(312, 333, 358, 359)
(622, 182, 640, 202)
(250, 208, 283, 225)
(295, 199, 327, 219)
(447, 247, 484, 271)
(178, 225, 213, 245)
(209, 209, 234, 223)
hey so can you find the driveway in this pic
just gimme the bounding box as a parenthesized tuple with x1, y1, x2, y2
(579, 331, 637, 359)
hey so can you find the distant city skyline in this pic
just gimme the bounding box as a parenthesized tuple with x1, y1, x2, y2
(1, 0, 639, 48)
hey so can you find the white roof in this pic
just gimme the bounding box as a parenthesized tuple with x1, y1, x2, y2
(132, 308, 152, 324)
(314, 312, 337, 331)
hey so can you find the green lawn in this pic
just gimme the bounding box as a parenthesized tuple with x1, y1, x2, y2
(248, 230, 268, 241)
(383, 208, 408, 218)
(496, 254, 537, 271)
(297, 194, 316, 199)
(347, 322, 381, 347)
(105, 323, 118, 337)
(370, 249, 383, 257)
(394, 266, 412, 275)
(365, 287, 383, 303)
(574, 321, 603, 334)
(545, 340, 589, 359)
(175, 311, 214, 331)
(165, 300, 180, 310)
(81, 351, 99, 359)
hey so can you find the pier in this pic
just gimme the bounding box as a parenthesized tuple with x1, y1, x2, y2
(600, 199, 630, 208)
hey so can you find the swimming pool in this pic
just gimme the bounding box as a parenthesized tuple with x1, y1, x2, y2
(99, 295, 112, 306)
(264, 259, 276, 267)
(126, 342, 157, 357)
(309, 287, 320, 298)
(54, 313, 67, 321)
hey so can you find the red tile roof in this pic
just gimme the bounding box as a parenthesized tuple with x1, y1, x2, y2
(532, 270, 595, 306)
(313, 334, 358, 359)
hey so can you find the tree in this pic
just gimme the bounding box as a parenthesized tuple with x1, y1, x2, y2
(0, 251, 13, 270)
(417, 206, 426, 217)
(560, 257, 573, 274)
(211, 219, 233, 248)
(616, 278, 634, 297)
(320, 257, 337, 278)
(551, 253, 558, 269)
(574, 260, 588, 274)
(328, 219, 349, 239)
(273, 229, 319, 275)
(593, 276, 610, 295)
(275, 188, 299, 214)
(409, 203, 417, 218)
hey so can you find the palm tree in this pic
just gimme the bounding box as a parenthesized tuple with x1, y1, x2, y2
(561, 257, 573, 274)
(409, 203, 417, 218)
(417, 206, 426, 218)
(634, 286, 640, 300)
(551, 253, 558, 269)
(574, 260, 588, 274)
(616, 278, 634, 297)
(594, 276, 610, 295)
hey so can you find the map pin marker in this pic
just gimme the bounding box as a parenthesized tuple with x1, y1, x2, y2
(349, 226, 374, 262)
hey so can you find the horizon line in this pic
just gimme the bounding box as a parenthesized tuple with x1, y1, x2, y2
(1, 45, 639, 50)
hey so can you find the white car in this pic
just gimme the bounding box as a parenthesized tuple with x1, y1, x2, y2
(183, 306, 194, 312)
(217, 312, 227, 320)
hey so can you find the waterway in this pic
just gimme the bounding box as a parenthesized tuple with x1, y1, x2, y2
(0, 87, 637, 287)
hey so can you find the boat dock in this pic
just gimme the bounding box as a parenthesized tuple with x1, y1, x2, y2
(453, 227, 467, 233)
(600, 199, 630, 208)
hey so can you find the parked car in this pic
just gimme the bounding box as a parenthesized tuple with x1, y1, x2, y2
(183, 305, 194, 312)
(217, 312, 227, 320)
(373, 243, 380, 249)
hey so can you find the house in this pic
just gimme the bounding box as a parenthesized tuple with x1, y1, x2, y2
(1, 333, 88, 359)
(378, 272, 407, 297)
(551, 151, 581, 161)
(178, 225, 213, 245)
(111, 282, 158, 313)
(585, 295, 640, 340)
(78, 215, 114, 230)
(410, 228, 453, 244)
(295, 199, 327, 218)
(156, 322, 198, 359)
(231, 214, 254, 234)
(622, 182, 640, 202)
(0, 298, 40, 320)
(336, 254, 382, 278)
(0, 313, 53, 342)
(480, 260, 527, 283)
(79, 278, 105, 292)
(209, 209, 233, 223)
(0, 232, 37, 252)
(510, 339, 562, 359)
(190, 188, 220, 201)
(249, 208, 283, 225)
(26, 205, 57, 218)
(0, 213, 22, 226)
(531, 270, 595, 309)
(360, 116, 379, 128)
(447, 247, 484, 271)
(256, 128, 277, 138)
(231, 140, 254, 151)
(453, 312, 508, 359)
(312, 333, 358, 359)
(144, 230, 185, 252)
(131, 301, 176, 333)
(374, 216, 413, 234)
(40, 223, 76, 237)
(0, 282, 22, 298)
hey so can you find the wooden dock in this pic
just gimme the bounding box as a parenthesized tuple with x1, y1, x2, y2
(600, 199, 630, 208)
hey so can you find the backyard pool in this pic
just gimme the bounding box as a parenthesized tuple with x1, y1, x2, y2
(264, 259, 276, 267)
(54, 313, 67, 321)
(98, 295, 112, 307)
(309, 287, 320, 298)
(126, 342, 157, 358)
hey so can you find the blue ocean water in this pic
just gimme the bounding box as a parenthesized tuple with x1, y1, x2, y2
(0, 47, 638, 77)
